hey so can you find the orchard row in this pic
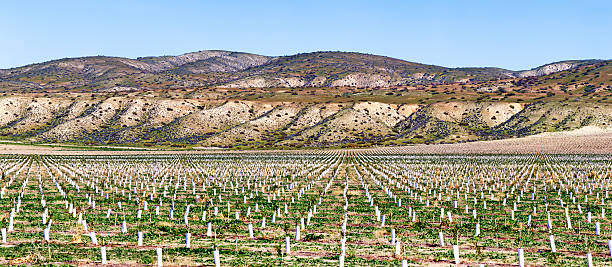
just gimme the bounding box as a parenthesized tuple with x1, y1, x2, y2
(0, 153, 610, 266)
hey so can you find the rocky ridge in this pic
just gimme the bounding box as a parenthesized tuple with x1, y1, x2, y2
(1, 51, 602, 90)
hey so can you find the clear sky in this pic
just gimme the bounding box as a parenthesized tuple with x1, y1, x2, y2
(1, 0, 611, 70)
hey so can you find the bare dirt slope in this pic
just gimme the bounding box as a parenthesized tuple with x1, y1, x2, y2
(367, 126, 612, 154)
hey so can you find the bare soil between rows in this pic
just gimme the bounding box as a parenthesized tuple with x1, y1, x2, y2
(1, 129, 612, 155)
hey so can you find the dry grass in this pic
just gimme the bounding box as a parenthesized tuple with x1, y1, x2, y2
(9, 256, 32, 265)
(156, 221, 172, 227)
(373, 229, 387, 239)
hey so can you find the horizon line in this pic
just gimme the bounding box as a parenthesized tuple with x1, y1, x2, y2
(1, 49, 608, 72)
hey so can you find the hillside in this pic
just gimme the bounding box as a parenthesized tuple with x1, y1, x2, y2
(0, 50, 602, 91)
(1, 93, 610, 149)
(0, 51, 611, 149)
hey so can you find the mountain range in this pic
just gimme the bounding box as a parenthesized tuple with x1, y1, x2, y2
(0, 50, 611, 149)
(0, 50, 603, 91)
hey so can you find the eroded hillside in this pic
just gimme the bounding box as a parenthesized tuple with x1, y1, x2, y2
(1, 91, 611, 149)
(1, 50, 611, 148)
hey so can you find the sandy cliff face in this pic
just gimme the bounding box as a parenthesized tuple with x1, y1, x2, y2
(0, 94, 548, 146)
(223, 73, 404, 88)
(517, 62, 580, 77)
(331, 73, 400, 87)
(2, 93, 611, 148)
(222, 77, 307, 88)
(428, 102, 523, 127)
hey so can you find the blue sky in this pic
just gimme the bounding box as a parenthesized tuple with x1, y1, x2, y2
(1, 0, 611, 70)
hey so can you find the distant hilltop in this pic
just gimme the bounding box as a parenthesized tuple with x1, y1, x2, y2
(0, 50, 605, 91)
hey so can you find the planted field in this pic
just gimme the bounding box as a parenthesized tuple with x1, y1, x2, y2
(0, 153, 611, 266)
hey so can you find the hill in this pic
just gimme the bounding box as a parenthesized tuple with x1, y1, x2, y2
(0, 51, 611, 149)
(1, 50, 601, 92)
